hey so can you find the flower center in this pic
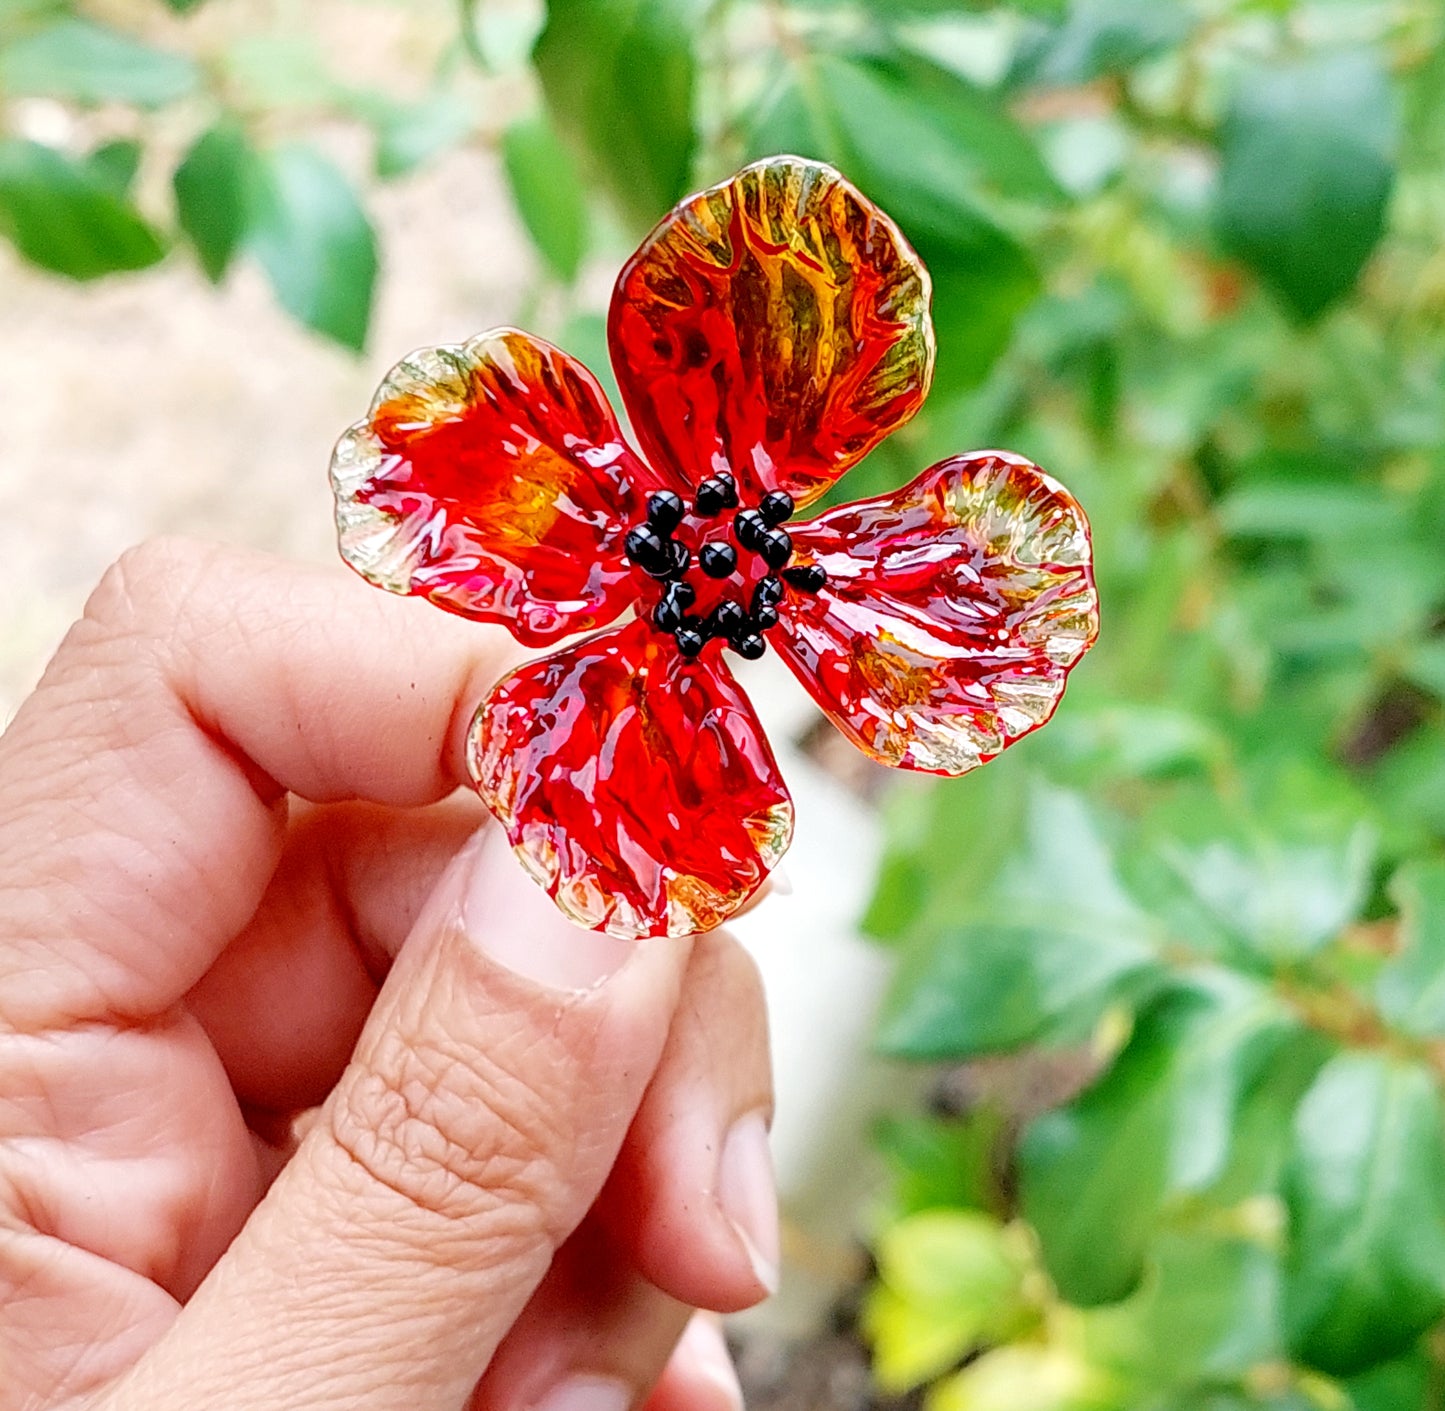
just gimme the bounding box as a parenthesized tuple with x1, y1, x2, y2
(623, 472, 828, 660)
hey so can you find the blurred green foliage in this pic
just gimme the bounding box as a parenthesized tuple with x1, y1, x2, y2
(6, 0, 1445, 1405)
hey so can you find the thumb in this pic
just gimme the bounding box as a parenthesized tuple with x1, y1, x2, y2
(107, 830, 694, 1411)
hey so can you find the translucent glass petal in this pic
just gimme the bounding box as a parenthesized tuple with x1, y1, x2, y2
(774, 451, 1099, 775)
(609, 156, 934, 509)
(469, 619, 794, 939)
(332, 328, 657, 647)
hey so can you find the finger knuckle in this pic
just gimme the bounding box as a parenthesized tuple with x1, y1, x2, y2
(325, 1028, 568, 1238)
(84, 537, 220, 641)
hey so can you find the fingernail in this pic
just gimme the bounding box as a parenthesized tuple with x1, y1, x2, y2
(716, 1110, 780, 1294)
(461, 831, 634, 992)
(532, 1374, 631, 1411)
(676, 1315, 743, 1411)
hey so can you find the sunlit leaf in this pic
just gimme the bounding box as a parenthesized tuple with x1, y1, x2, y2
(866, 1211, 1035, 1392)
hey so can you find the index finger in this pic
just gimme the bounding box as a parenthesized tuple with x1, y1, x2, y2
(0, 538, 515, 1030)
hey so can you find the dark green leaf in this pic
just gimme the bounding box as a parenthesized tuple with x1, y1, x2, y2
(1345, 1349, 1433, 1411)
(1216, 51, 1397, 321)
(0, 17, 197, 107)
(173, 123, 253, 284)
(533, 0, 696, 228)
(83, 138, 141, 196)
(503, 112, 588, 282)
(161, 0, 209, 12)
(1376, 861, 1445, 1039)
(1283, 1053, 1445, 1374)
(1020, 973, 1305, 1304)
(244, 144, 378, 352)
(0, 137, 165, 279)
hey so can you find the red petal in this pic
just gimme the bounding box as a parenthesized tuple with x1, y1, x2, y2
(774, 452, 1099, 775)
(469, 619, 794, 939)
(332, 329, 657, 647)
(609, 156, 933, 510)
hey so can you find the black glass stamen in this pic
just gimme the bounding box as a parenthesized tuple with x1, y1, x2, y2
(782, 563, 827, 593)
(699, 542, 737, 578)
(752, 576, 784, 610)
(646, 490, 685, 533)
(759, 527, 793, 569)
(758, 490, 795, 525)
(733, 509, 766, 551)
(674, 624, 706, 658)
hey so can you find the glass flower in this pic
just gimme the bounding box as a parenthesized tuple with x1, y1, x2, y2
(331, 156, 1099, 940)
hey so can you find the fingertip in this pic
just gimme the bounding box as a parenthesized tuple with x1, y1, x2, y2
(643, 1315, 743, 1411)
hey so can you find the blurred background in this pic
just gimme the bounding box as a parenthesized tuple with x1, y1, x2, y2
(4, 0, 1445, 1407)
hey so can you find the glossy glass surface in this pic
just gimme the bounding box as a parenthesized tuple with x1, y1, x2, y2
(609, 156, 934, 510)
(469, 618, 794, 939)
(774, 452, 1099, 775)
(331, 328, 657, 646)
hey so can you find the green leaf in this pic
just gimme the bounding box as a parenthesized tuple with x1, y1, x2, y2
(173, 123, 253, 285)
(1215, 51, 1397, 321)
(161, 0, 209, 12)
(1375, 861, 1445, 1039)
(1122, 762, 1378, 967)
(1017, 0, 1191, 84)
(533, 0, 696, 229)
(367, 92, 474, 180)
(876, 784, 1158, 1060)
(866, 1211, 1035, 1392)
(928, 1344, 1116, 1411)
(875, 1109, 1009, 1218)
(0, 17, 197, 107)
(1084, 1231, 1284, 1391)
(1345, 1349, 1432, 1411)
(503, 112, 588, 282)
(0, 138, 165, 279)
(244, 144, 378, 352)
(1403, 638, 1445, 700)
(1283, 1052, 1445, 1374)
(1020, 973, 1305, 1305)
(83, 138, 141, 196)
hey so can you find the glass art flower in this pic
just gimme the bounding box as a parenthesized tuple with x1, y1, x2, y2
(331, 156, 1099, 940)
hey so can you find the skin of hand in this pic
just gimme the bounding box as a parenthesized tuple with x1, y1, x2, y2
(0, 540, 780, 1411)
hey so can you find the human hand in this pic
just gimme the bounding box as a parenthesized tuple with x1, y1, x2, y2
(0, 541, 778, 1411)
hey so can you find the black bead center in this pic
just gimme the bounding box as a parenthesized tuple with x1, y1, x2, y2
(623, 473, 827, 659)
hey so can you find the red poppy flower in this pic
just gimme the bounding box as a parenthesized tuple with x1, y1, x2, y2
(331, 156, 1099, 940)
